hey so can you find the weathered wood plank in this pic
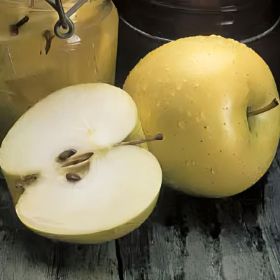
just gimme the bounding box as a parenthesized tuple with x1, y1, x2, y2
(118, 179, 276, 280)
(0, 182, 120, 280)
(258, 150, 280, 278)
(1, 157, 280, 280)
(218, 192, 274, 280)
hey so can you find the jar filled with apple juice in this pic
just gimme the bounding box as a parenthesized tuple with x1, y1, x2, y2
(0, 0, 119, 141)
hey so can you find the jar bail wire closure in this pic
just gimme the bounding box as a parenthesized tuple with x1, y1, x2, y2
(45, 0, 87, 39)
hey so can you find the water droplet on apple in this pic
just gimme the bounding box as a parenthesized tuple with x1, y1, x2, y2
(210, 168, 215, 175)
(141, 84, 147, 91)
(177, 121, 186, 129)
(194, 83, 200, 88)
(146, 111, 152, 118)
(191, 160, 196, 166)
(185, 160, 191, 166)
(176, 84, 182, 91)
(200, 112, 205, 120)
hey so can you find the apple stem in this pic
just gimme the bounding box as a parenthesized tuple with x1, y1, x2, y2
(59, 134, 163, 169)
(117, 133, 164, 146)
(248, 98, 279, 117)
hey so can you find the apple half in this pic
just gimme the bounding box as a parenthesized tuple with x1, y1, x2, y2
(124, 35, 280, 197)
(0, 83, 162, 243)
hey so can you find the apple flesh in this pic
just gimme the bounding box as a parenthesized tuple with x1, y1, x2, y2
(124, 35, 280, 197)
(0, 83, 162, 243)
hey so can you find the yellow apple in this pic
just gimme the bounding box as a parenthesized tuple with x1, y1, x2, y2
(0, 83, 162, 243)
(124, 35, 280, 197)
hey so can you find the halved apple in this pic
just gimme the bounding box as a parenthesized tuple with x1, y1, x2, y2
(0, 83, 162, 243)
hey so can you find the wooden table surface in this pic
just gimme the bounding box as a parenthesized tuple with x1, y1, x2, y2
(1, 150, 280, 280)
(1, 15, 280, 280)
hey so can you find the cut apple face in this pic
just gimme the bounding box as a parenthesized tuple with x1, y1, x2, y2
(0, 83, 162, 243)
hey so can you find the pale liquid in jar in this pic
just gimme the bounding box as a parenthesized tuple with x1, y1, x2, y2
(0, 0, 119, 141)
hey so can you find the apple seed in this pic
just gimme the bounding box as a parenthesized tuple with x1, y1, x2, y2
(15, 182, 24, 190)
(66, 173, 82, 182)
(57, 149, 77, 162)
(22, 174, 38, 184)
(14, 174, 38, 192)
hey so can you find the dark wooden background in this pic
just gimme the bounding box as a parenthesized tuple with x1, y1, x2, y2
(1, 9, 280, 280)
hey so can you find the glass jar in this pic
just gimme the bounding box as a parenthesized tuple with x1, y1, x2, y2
(115, 0, 280, 85)
(0, 0, 119, 141)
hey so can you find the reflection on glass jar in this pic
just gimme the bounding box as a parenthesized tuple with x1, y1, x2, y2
(0, 0, 119, 141)
(115, 0, 280, 86)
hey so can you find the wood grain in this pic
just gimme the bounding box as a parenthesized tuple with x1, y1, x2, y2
(1, 153, 280, 280)
(0, 182, 120, 280)
(117, 179, 277, 280)
(1, 146, 280, 280)
(258, 150, 280, 278)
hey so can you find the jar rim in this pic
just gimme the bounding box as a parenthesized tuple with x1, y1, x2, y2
(116, 0, 280, 43)
(1, 0, 106, 9)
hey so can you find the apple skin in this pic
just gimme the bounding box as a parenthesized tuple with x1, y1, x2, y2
(124, 35, 280, 197)
(15, 192, 158, 244)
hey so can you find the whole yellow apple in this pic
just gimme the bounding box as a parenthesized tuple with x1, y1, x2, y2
(124, 35, 280, 197)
